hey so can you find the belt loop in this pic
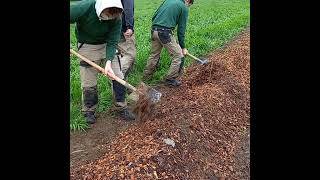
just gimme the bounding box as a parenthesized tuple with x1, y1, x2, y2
(152, 27, 173, 34)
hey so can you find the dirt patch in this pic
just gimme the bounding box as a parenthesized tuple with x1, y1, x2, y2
(229, 130, 250, 180)
(70, 113, 135, 169)
(71, 28, 250, 179)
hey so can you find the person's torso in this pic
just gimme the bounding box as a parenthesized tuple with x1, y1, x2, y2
(75, 2, 121, 44)
(152, 0, 186, 29)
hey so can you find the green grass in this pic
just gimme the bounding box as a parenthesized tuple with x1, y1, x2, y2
(70, 0, 250, 131)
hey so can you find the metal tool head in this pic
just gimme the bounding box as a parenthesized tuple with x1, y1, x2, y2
(128, 82, 162, 103)
(147, 88, 162, 103)
(129, 82, 162, 121)
(196, 58, 209, 65)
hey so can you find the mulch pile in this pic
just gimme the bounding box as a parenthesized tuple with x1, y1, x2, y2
(71, 29, 250, 180)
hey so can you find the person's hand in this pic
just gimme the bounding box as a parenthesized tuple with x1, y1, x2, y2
(182, 48, 188, 56)
(104, 60, 115, 80)
(124, 29, 133, 38)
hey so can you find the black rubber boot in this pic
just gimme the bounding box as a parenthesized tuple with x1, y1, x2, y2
(119, 107, 136, 121)
(83, 111, 96, 124)
(112, 80, 136, 121)
(82, 86, 98, 124)
(165, 78, 182, 87)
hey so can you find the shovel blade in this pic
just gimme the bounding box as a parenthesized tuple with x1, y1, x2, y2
(128, 82, 162, 103)
(147, 88, 162, 103)
(201, 59, 209, 64)
(195, 58, 209, 65)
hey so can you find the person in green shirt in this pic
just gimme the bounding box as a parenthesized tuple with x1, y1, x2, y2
(143, 0, 194, 86)
(70, 0, 135, 124)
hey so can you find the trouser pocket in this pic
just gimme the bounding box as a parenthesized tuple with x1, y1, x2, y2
(158, 31, 171, 44)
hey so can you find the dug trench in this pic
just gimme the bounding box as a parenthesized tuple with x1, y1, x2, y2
(70, 28, 250, 180)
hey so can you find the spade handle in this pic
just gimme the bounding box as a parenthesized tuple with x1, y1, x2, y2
(70, 49, 137, 92)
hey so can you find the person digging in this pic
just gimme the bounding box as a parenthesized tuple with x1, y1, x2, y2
(70, 0, 135, 124)
(142, 0, 194, 86)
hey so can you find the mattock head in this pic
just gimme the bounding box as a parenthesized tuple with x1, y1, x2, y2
(196, 58, 209, 65)
(147, 88, 162, 103)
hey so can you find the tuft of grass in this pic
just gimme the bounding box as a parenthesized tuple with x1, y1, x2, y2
(70, 103, 88, 131)
(70, 0, 250, 131)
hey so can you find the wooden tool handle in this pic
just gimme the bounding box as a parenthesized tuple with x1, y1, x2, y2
(186, 52, 201, 61)
(70, 49, 137, 92)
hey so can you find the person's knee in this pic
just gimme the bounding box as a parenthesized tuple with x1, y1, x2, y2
(80, 67, 98, 87)
(79, 60, 92, 68)
(83, 86, 98, 108)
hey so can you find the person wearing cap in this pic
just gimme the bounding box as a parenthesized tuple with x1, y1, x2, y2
(70, 0, 136, 124)
(142, 0, 194, 86)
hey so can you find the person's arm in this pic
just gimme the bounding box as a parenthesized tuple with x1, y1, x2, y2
(70, 1, 91, 23)
(104, 20, 122, 79)
(177, 7, 189, 49)
(121, 0, 134, 30)
(105, 20, 122, 61)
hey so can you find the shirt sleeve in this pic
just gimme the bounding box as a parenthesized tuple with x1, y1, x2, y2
(105, 19, 122, 61)
(177, 7, 189, 49)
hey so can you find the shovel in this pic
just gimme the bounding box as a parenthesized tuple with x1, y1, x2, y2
(186, 52, 208, 65)
(70, 49, 162, 119)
